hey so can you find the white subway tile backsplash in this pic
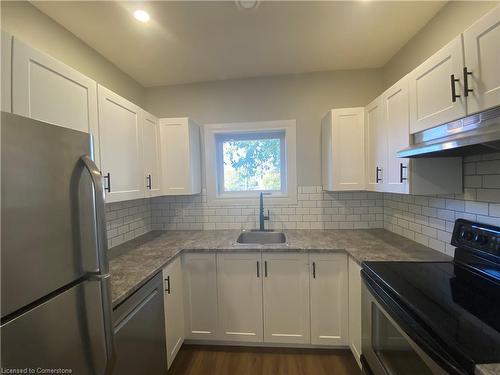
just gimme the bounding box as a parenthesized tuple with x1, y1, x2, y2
(106, 155, 500, 254)
(105, 198, 151, 249)
(384, 153, 500, 257)
(149, 187, 384, 233)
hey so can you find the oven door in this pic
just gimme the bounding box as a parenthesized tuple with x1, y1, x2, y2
(361, 281, 448, 375)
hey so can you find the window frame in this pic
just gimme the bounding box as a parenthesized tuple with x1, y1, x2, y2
(204, 120, 297, 206)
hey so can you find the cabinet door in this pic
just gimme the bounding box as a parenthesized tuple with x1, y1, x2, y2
(383, 77, 410, 194)
(310, 254, 348, 346)
(97, 85, 144, 203)
(163, 257, 184, 368)
(1, 31, 12, 112)
(217, 253, 263, 342)
(159, 118, 201, 195)
(142, 110, 162, 197)
(464, 5, 500, 114)
(365, 97, 386, 191)
(182, 253, 218, 340)
(12, 38, 100, 164)
(324, 108, 365, 191)
(262, 253, 310, 344)
(348, 257, 362, 368)
(409, 36, 466, 134)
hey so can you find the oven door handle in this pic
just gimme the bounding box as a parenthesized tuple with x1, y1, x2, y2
(361, 271, 468, 375)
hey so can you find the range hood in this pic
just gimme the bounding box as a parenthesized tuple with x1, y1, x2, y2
(398, 106, 500, 158)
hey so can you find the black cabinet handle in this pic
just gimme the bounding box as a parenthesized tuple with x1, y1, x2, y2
(146, 174, 152, 190)
(312, 262, 316, 279)
(400, 163, 408, 183)
(165, 276, 170, 294)
(256, 261, 260, 278)
(103, 172, 111, 193)
(450, 74, 461, 102)
(264, 261, 268, 277)
(376, 167, 382, 183)
(463, 67, 473, 97)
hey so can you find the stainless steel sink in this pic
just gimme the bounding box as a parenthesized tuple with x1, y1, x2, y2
(236, 230, 287, 244)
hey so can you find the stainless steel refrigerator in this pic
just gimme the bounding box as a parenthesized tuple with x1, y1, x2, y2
(1, 112, 115, 374)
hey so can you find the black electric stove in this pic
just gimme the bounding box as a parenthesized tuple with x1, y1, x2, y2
(362, 219, 500, 375)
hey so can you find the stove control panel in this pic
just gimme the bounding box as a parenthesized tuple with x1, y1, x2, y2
(452, 219, 500, 257)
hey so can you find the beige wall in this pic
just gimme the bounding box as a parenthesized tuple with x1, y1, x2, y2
(145, 69, 383, 186)
(0, 1, 145, 106)
(383, 1, 498, 89)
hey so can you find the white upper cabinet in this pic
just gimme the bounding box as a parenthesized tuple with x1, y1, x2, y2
(97, 85, 144, 203)
(159, 118, 201, 196)
(409, 36, 466, 134)
(1, 31, 12, 113)
(142, 110, 162, 197)
(322, 108, 365, 191)
(309, 253, 348, 346)
(163, 257, 185, 369)
(217, 253, 263, 343)
(12, 38, 100, 163)
(365, 98, 386, 191)
(367, 77, 463, 196)
(262, 253, 310, 344)
(183, 253, 218, 340)
(463, 5, 500, 114)
(383, 76, 410, 194)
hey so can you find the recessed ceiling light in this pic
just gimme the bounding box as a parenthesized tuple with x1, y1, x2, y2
(236, 0, 259, 11)
(133, 9, 150, 23)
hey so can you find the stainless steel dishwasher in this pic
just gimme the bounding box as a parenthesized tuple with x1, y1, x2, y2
(112, 272, 167, 375)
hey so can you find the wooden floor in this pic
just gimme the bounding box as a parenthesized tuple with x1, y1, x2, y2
(168, 345, 362, 375)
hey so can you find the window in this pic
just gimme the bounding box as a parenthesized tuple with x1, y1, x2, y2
(205, 120, 297, 205)
(217, 131, 285, 193)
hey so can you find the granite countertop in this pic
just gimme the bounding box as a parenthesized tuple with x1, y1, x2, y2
(477, 364, 500, 375)
(108, 229, 451, 307)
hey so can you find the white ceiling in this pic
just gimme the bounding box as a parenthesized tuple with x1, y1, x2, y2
(33, 1, 446, 87)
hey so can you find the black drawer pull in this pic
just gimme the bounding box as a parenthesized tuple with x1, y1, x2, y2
(400, 163, 407, 183)
(450, 74, 461, 102)
(464, 67, 473, 97)
(165, 276, 170, 294)
(376, 167, 382, 183)
(103, 172, 111, 193)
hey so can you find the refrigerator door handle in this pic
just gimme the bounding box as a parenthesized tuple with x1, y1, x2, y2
(89, 273, 116, 375)
(80, 155, 109, 274)
(81, 156, 115, 374)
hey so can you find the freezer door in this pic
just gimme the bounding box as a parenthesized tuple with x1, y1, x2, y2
(1, 112, 103, 317)
(1, 277, 112, 374)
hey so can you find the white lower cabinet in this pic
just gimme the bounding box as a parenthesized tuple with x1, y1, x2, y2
(217, 253, 263, 342)
(163, 257, 184, 368)
(181, 251, 352, 348)
(348, 257, 362, 368)
(183, 253, 218, 340)
(262, 253, 310, 344)
(310, 253, 348, 346)
(1, 31, 12, 112)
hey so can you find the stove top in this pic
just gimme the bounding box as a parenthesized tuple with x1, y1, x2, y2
(362, 219, 500, 374)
